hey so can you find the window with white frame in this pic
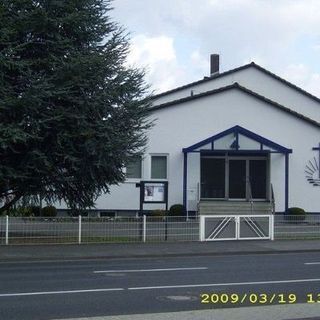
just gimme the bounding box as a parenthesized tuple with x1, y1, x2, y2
(151, 155, 167, 179)
(126, 156, 142, 179)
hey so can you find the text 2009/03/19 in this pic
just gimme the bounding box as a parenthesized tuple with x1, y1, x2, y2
(200, 293, 320, 304)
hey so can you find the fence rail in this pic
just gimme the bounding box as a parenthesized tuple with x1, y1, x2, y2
(0, 214, 319, 245)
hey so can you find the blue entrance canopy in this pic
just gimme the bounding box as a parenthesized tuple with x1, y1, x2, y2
(182, 125, 292, 154)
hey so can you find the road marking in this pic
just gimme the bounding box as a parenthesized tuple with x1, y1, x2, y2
(304, 262, 320, 265)
(0, 288, 124, 297)
(94, 267, 208, 273)
(2, 278, 320, 298)
(128, 278, 320, 290)
(0, 251, 319, 265)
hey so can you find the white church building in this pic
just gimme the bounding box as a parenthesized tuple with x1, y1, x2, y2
(63, 55, 320, 216)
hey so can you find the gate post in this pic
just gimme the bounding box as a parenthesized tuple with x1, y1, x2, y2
(270, 215, 274, 240)
(199, 215, 205, 241)
(236, 216, 240, 240)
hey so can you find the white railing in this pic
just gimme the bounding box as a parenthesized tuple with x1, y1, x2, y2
(0, 215, 199, 245)
(247, 180, 254, 214)
(274, 214, 320, 239)
(271, 183, 275, 215)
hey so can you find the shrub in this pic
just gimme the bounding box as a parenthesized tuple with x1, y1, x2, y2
(5, 207, 33, 217)
(69, 209, 88, 217)
(3, 209, 14, 216)
(18, 207, 33, 217)
(41, 206, 57, 217)
(168, 204, 185, 217)
(28, 205, 41, 217)
(150, 209, 167, 217)
(286, 207, 306, 222)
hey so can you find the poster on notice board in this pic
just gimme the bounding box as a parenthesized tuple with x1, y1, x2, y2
(144, 182, 165, 202)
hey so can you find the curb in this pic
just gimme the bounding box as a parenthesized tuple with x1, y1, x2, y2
(1, 248, 320, 263)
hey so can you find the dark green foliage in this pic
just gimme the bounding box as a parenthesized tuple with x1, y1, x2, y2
(28, 205, 41, 217)
(168, 204, 185, 216)
(0, 0, 151, 211)
(286, 207, 306, 221)
(41, 205, 57, 217)
(4, 206, 33, 217)
(69, 209, 88, 217)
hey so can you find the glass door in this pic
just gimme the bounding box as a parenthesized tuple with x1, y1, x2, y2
(249, 159, 267, 199)
(200, 158, 225, 198)
(229, 159, 247, 199)
(200, 155, 268, 200)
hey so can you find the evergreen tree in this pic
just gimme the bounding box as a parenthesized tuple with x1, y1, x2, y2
(0, 0, 151, 211)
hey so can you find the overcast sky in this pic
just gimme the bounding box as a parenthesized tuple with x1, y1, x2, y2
(111, 0, 320, 97)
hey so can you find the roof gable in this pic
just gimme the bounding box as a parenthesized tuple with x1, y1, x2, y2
(151, 83, 320, 129)
(153, 62, 320, 105)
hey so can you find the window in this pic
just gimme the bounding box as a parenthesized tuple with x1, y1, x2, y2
(126, 156, 142, 179)
(151, 155, 167, 179)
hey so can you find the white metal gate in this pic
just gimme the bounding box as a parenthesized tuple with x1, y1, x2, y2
(200, 215, 274, 241)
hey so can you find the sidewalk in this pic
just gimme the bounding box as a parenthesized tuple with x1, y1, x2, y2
(1, 239, 320, 262)
(57, 303, 320, 320)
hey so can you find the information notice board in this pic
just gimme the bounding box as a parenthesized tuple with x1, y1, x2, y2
(137, 181, 168, 214)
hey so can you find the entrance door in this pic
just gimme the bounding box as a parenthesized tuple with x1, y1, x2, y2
(249, 159, 267, 199)
(229, 159, 247, 199)
(200, 155, 268, 200)
(200, 158, 225, 198)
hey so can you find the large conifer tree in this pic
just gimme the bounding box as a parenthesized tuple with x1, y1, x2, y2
(0, 0, 151, 211)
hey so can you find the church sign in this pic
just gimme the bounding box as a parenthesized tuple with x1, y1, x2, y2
(305, 143, 320, 186)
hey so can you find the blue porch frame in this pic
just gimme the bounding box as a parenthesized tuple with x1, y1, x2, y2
(182, 125, 292, 214)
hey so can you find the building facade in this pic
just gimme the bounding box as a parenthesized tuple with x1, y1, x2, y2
(60, 55, 320, 216)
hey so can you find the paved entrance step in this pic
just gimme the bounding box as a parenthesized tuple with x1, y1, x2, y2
(198, 200, 273, 215)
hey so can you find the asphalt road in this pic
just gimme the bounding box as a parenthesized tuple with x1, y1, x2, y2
(1, 252, 320, 320)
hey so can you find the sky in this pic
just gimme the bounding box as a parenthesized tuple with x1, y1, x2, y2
(111, 0, 320, 97)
